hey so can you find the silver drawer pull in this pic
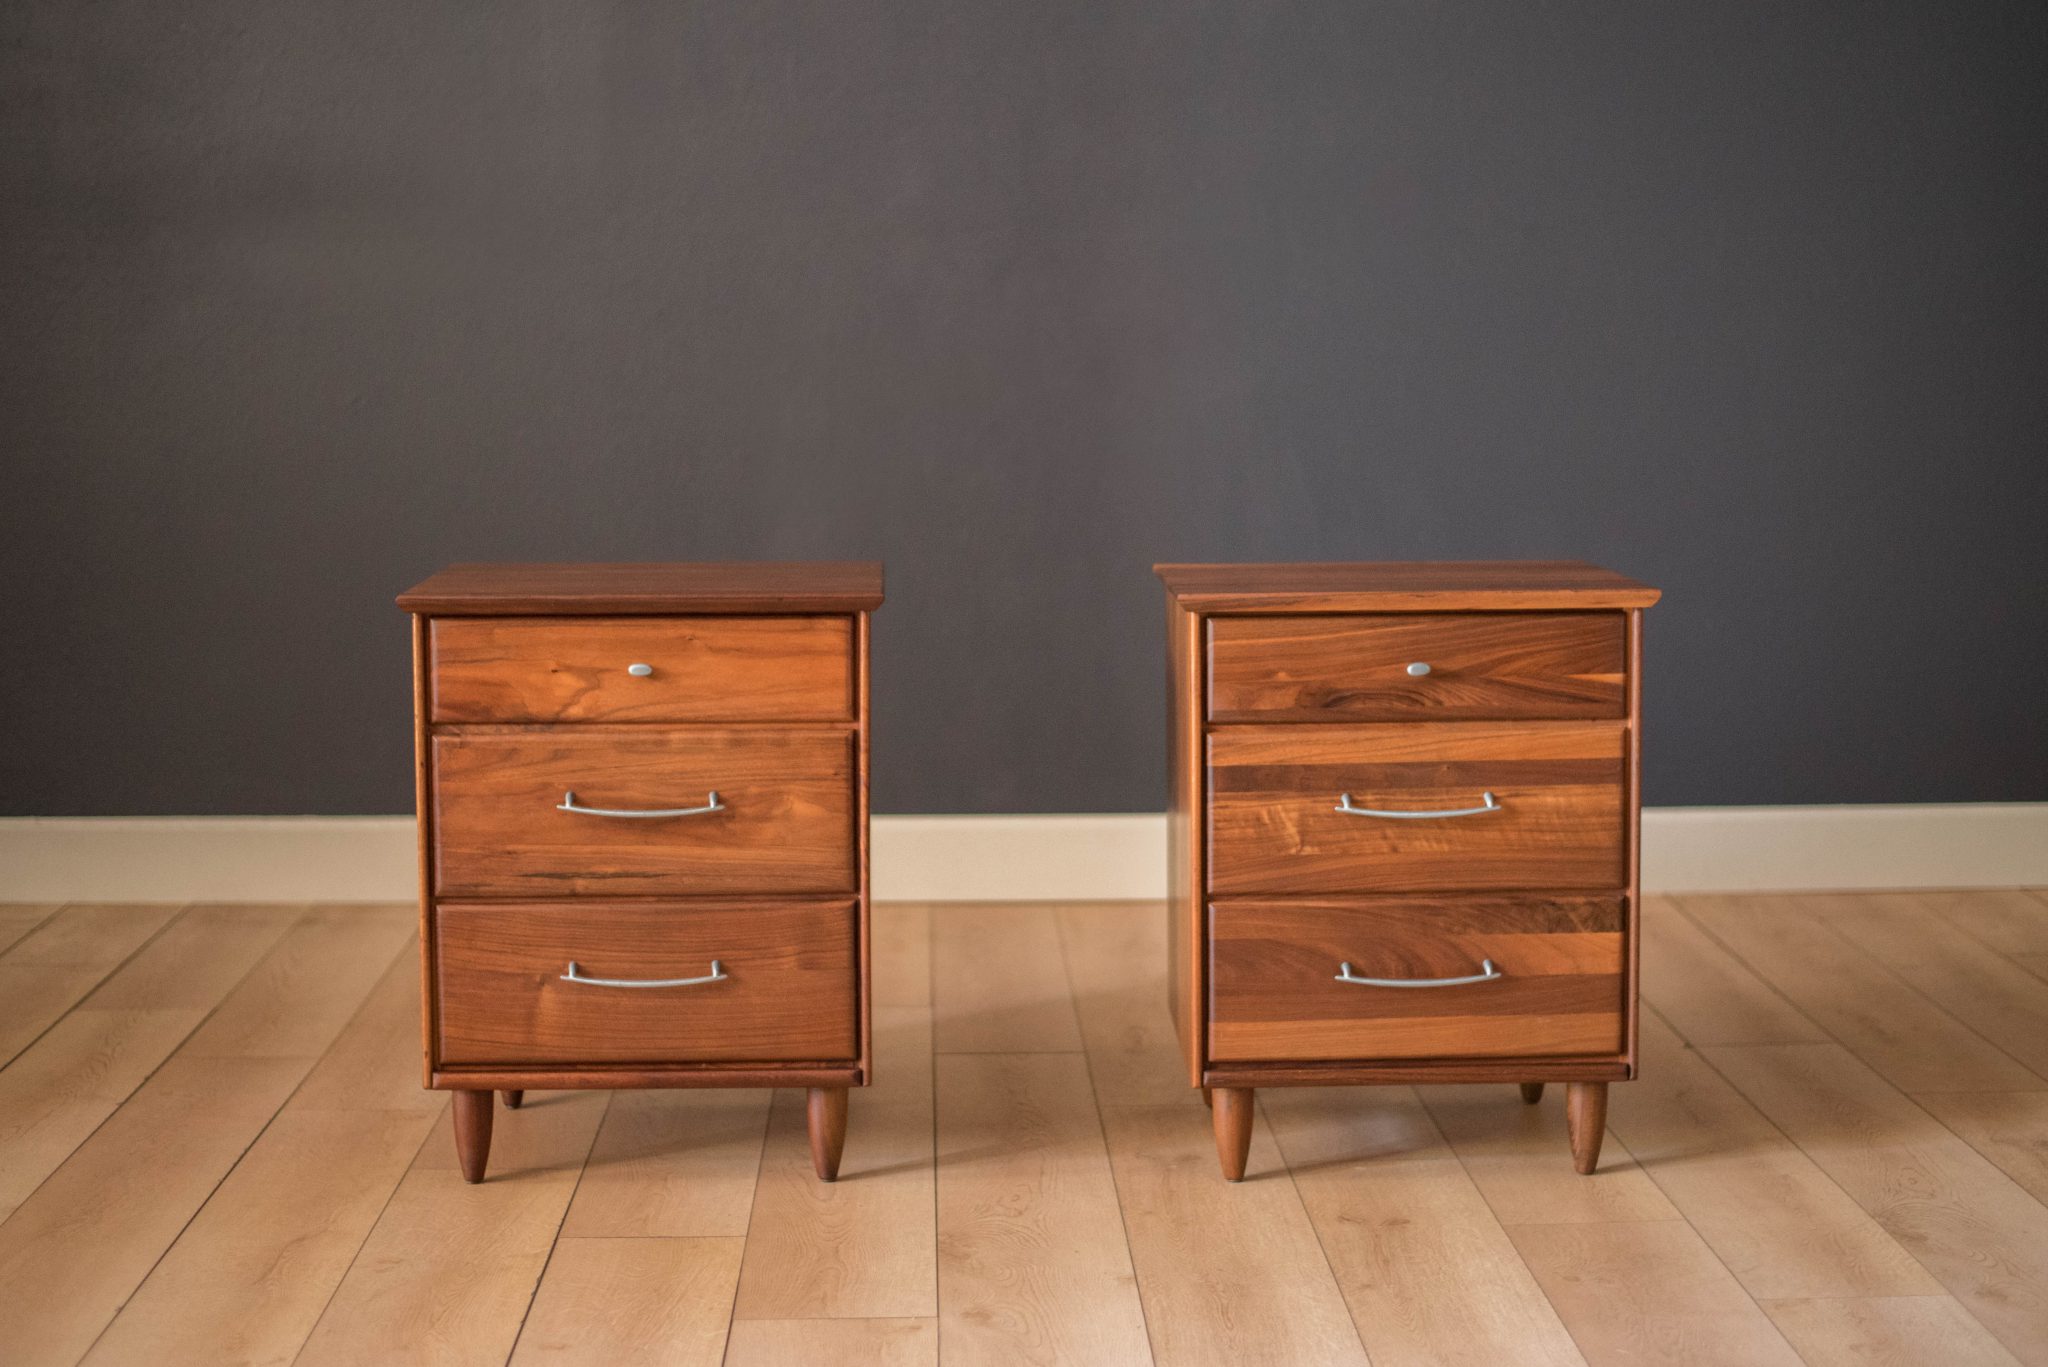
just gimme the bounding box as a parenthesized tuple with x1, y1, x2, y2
(557, 790, 724, 819)
(1336, 959, 1502, 988)
(1406, 661, 1432, 676)
(561, 959, 727, 988)
(627, 662, 654, 677)
(1335, 790, 1500, 819)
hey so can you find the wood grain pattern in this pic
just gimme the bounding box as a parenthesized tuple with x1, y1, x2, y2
(1638, 897, 1825, 1045)
(399, 560, 885, 614)
(509, 1236, 744, 1367)
(1705, 1041, 2048, 1363)
(1804, 891, 2048, 1076)
(1418, 1082, 1675, 1224)
(1208, 898, 1626, 1062)
(560, 1087, 771, 1237)
(726, 1319, 938, 1366)
(0, 901, 183, 1066)
(0, 1056, 310, 1367)
(1208, 612, 1626, 722)
(1262, 1084, 1587, 1366)
(1508, 1220, 1805, 1366)
(82, 1107, 443, 1367)
(1913, 1091, 2048, 1206)
(431, 727, 856, 897)
(430, 614, 853, 723)
(1206, 721, 1626, 895)
(1096, 1100, 1371, 1365)
(934, 1052, 1152, 1365)
(733, 1006, 937, 1319)
(434, 900, 857, 1064)
(296, 1090, 608, 1367)
(931, 902, 1083, 1053)
(1762, 1296, 2026, 1367)
(0, 902, 60, 954)
(1679, 895, 2043, 1092)
(1155, 560, 1661, 613)
(1609, 1013, 1940, 1300)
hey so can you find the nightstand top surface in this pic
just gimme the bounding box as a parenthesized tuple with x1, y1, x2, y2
(1153, 560, 1659, 612)
(399, 561, 884, 615)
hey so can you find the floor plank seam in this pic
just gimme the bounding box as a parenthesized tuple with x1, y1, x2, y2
(501, 1089, 613, 1367)
(0, 900, 194, 1072)
(0, 904, 311, 1233)
(1666, 1017, 2033, 1358)
(1673, 895, 2048, 1090)
(1054, 911, 1164, 1367)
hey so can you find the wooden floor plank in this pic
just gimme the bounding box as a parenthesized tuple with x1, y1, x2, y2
(81, 942, 441, 1367)
(1262, 1085, 1586, 1367)
(1911, 889, 2048, 958)
(1059, 902, 1188, 1108)
(874, 901, 932, 1008)
(1610, 1013, 1940, 1299)
(0, 905, 302, 1215)
(935, 1051, 1152, 1366)
(733, 1006, 937, 1319)
(1418, 1084, 1677, 1225)
(1508, 1220, 1804, 1367)
(725, 1317, 938, 1366)
(1762, 1295, 2024, 1367)
(0, 902, 186, 1065)
(932, 903, 1083, 1053)
(1705, 1041, 2048, 1364)
(0, 1054, 310, 1366)
(558, 1087, 769, 1237)
(507, 1236, 742, 1367)
(1805, 893, 2048, 1078)
(294, 1089, 608, 1367)
(1639, 896, 1826, 1045)
(1099, 1101, 1368, 1366)
(1914, 1091, 2048, 1206)
(177, 904, 413, 1059)
(1678, 895, 2043, 1092)
(0, 902, 64, 955)
(286, 946, 444, 1116)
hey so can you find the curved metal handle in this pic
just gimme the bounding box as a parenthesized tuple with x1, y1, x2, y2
(560, 959, 727, 988)
(557, 790, 724, 819)
(1335, 791, 1500, 819)
(1336, 959, 1502, 988)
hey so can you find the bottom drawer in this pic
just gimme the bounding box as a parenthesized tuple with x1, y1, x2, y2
(434, 900, 857, 1065)
(1208, 897, 1625, 1062)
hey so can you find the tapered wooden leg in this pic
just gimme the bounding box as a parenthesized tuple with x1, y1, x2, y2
(1520, 1082, 1545, 1105)
(1201, 1086, 1213, 1109)
(452, 1090, 493, 1184)
(807, 1086, 848, 1182)
(501, 1090, 523, 1110)
(1567, 1081, 1607, 1174)
(1212, 1087, 1253, 1181)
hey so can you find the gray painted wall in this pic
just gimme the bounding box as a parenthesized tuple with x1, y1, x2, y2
(4, 2, 2044, 816)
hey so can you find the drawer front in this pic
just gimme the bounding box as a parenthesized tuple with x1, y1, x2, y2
(433, 728, 855, 896)
(1208, 612, 1625, 723)
(430, 615, 853, 723)
(1208, 897, 1626, 1062)
(1206, 721, 1625, 895)
(434, 900, 857, 1064)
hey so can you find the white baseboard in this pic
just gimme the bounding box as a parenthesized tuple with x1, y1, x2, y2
(0, 805, 2041, 903)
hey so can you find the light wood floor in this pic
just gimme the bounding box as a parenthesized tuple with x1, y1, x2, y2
(2, 892, 2047, 1365)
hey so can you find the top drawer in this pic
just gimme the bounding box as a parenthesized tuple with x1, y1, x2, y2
(1207, 612, 1624, 723)
(430, 616, 854, 723)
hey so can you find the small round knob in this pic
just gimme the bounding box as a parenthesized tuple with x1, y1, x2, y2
(1406, 662, 1431, 677)
(627, 663, 654, 677)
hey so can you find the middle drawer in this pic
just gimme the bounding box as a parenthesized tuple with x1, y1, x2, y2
(433, 727, 856, 897)
(1207, 720, 1626, 894)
